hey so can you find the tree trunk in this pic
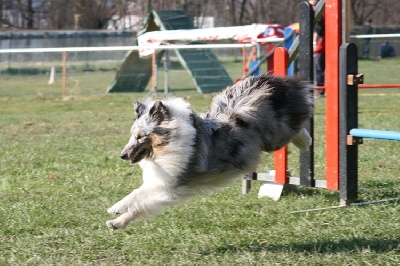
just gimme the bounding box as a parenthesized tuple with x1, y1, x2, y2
(230, 0, 237, 26)
(239, 0, 247, 25)
(26, 0, 34, 29)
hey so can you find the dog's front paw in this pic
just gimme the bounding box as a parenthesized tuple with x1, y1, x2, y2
(106, 219, 122, 230)
(106, 213, 134, 230)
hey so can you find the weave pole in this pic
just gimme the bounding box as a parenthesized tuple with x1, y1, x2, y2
(298, 1, 315, 187)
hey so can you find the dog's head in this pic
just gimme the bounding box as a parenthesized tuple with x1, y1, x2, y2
(120, 100, 170, 164)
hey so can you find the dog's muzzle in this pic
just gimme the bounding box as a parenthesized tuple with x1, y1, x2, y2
(120, 148, 147, 164)
(120, 139, 151, 164)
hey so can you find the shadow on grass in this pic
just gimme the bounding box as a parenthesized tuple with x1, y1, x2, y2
(1, 66, 116, 76)
(201, 237, 400, 255)
(1, 67, 47, 75)
(296, 187, 339, 200)
(358, 179, 399, 199)
(295, 178, 399, 202)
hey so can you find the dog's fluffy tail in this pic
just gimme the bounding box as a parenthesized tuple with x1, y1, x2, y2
(207, 74, 314, 152)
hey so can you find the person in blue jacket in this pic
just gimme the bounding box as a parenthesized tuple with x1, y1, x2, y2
(379, 42, 396, 58)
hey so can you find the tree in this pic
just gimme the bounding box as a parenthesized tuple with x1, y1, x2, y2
(46, 0, 72, 29)
(15, 0, 33, 28)
(75, 0, 116, 29)
(2, 0, 400, 30)
(350, 0, 381, 26)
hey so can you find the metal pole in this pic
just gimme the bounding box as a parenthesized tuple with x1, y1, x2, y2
(0, 43, 256, 54)
(298, 1, 315, 187)
(61, 51, 67, 97)
(8, 32, 12, 69)
(242, 45, 247, 76)
(342, 0, 351, 43)
(163, 50, 170, 95)
(284, 28, 295, 76)
(151, 52, 157, 95)
(339, 43, 359, 205)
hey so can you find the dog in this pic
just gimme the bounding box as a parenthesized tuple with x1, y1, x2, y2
(106, 74, 313, 230)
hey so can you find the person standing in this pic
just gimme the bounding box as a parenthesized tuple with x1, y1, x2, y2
(361, 19, 373, 59)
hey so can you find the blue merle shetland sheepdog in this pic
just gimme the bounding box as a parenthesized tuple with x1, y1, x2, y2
(106, 74, 313, 229)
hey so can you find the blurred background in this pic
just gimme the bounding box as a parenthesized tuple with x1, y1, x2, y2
(1, 0, 400, 97)
(1, 0, 400, 53)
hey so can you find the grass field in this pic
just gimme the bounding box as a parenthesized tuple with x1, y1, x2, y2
(0, 58, 399, 265)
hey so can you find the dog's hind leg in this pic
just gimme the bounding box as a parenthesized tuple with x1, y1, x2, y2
(291, 127, 312, 149)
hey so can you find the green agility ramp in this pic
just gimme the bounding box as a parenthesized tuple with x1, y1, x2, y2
(107, 10, 232, 93)
(176, 46, 233, 93)
(106, 50, 152, 93)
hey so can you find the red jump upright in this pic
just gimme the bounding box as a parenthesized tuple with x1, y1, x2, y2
(273, 47, 289, 185)
(325, 0, 342, 190)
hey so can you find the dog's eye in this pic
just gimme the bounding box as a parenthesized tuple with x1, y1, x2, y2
(137, 134, 147, 142)
(133, 130, 141, 139)
(133, 129, 147, 142)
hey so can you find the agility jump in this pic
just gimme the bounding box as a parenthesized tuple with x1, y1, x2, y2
(243, 0, 399, 206)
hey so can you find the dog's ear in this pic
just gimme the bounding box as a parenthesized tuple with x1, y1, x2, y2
(133, 101, 146, 118)
(149, 101, 169, 123)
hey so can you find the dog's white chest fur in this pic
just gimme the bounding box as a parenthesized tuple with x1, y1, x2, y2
(139, 159, 177, 187)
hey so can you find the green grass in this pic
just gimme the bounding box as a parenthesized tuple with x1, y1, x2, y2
(0, 58, 399, 265)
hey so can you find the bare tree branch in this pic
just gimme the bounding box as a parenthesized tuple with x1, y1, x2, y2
(75, 0, 116, 29)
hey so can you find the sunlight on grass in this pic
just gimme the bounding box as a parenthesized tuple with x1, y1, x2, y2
(0, 58, 399, 265)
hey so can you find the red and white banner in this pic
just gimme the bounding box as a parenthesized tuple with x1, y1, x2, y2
(137, 23, 284, 57)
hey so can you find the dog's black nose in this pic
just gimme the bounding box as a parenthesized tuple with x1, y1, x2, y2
(120, 153, 128, 160)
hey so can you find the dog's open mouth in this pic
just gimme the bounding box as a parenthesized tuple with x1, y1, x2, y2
(130, 149, 147, 164)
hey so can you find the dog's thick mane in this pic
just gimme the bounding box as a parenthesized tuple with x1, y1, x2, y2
(137, 97, 197, 179)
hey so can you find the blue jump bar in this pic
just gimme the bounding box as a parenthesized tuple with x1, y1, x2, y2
(350, 128, 400, 141)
